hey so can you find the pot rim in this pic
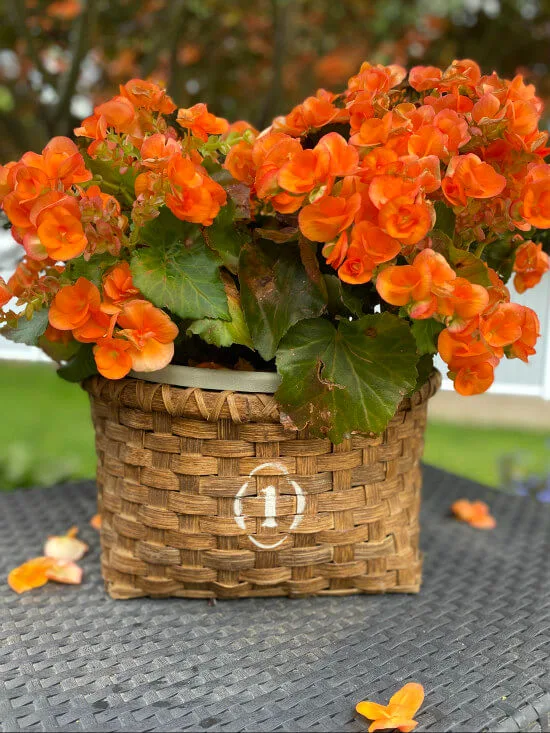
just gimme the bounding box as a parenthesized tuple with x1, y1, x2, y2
(129, 364, 281, 394)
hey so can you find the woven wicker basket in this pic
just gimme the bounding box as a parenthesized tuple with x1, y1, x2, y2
(83, 370, 441, 599)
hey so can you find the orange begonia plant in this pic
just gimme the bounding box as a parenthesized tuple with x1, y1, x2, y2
(1, 63, 549, 442)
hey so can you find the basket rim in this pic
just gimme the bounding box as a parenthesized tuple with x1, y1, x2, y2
(83, 369, 441, 426)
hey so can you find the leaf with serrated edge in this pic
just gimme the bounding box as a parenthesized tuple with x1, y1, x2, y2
(132, 208, 229, 321)
(239, 239, 326, 361)
(187, 273, 253, 348)
(275, 313, 418, 442)
(1, 309, 49, 346)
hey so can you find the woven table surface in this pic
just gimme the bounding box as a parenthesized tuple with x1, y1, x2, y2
(1, 465, 549, 733)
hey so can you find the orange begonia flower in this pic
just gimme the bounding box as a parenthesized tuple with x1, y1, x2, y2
(378, 197, 433, 245)
(505, 99, 539, 137)
(322, 231, 349, 269)
(350, 112, 393, 147)
(480, 303, 524, 347)
(438, 328, 497, 369)
(140, 133, 180, 170)
(368, 175, 419, 210)
(376, 265, 430, 306)
(513, 240, 550, 293)
(315, 132, 359, 177)
(472, 93, 503, 124)
(49, 278, 101, 331)
(166, 185, 222, 226)
(452, 499, 496, 528)
(270, 191, 305, 214)
(273, 89, 348, 136)
(117, 300, 178, 373)
(338, 256, 373, 285)
(224, 140, 255, 185)
(454, 361, 495, 396)
(299, 193, 361, 243)
(166, 164, 226, 226)
(278, 149, 329, 195)
(348, 62, 406, 96)
(507, 307, 540, 362)
(120, 79, 176, 114)
(358, 147, 399, 183)
(44, 526, 88, 562)
(94, 96, 137, 134)
(103, 261, 141, 304)
(176, 103, 229, 141)
(338, 237, 374, 285)
(72, 308, 111, 343)
(352, 221, 401, 265)
(414, 249, 456, 297)
(433, 110, 471, 153)
(3, 167, 50, 229)
(41, 136, 91, 187)
(94, 338, 133, 379)
(90, 514, 102, 531)
(408, 126, 446, 159)
(409, 66, 443, 91)
(254, 134, 303, 200)
(442, 59, 481, 90)
(166, 155, 203, 189)
(439, 278, 490, 323)
(36, 205, 87, 261)
(356, 682, 425, 732)
(521, 164, 550, 228)
(0, 276, 11, 307)
(442, 154, 507, 206)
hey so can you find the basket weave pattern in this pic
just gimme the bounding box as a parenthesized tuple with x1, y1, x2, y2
(84, 371, 440, 599)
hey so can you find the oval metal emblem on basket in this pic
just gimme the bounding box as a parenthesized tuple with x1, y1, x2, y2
(233, 462, 306, 549)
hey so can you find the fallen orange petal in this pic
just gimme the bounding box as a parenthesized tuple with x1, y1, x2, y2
(451, 499, 496, 529)
(90, 514, 102, 530)
(45, 560, 83, 585)
(44, 527, 88, 561)
(356, 683, 424, 733)
(8, 557, 56, 594)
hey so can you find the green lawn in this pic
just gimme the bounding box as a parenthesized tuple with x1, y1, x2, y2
(0, 361, 96, 489)
(0, 360, 548, 490)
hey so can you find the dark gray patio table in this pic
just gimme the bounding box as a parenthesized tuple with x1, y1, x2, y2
(1, 465, 549, 733)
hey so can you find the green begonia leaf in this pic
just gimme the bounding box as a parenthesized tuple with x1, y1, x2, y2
(131, 208, 229, 321)
(239, 239, 326, 360)
(275, 312, 419, 442)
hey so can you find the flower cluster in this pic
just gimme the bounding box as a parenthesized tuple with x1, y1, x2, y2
(74, 81, 228, 228)
(227, 59, 550, 394)
(1, 62, 549, 420)
(48, 263, 178, 379)
(0, 79, 244, 379)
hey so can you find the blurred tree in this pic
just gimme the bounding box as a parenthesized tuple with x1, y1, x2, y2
(0, 0, 549, 161)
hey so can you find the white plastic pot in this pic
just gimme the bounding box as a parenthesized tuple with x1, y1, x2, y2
(130, 364, 281, 394)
